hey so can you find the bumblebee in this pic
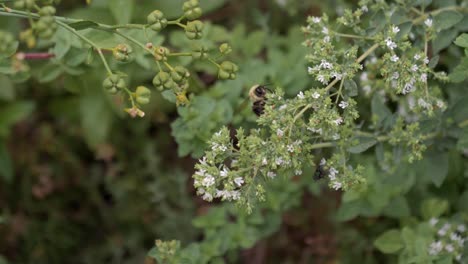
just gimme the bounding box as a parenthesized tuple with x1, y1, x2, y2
(249, 84, 269, 116)
(313, 164, 326, 181)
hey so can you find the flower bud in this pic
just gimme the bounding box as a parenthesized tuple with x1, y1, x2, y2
(182, 0, 202, 20)
(219, 43, 232, 55)
(102, 74, 126, 94)
(135, 86, 151, 105)
(147, 10, 167, 32)
(152, 71, 175, 91)
(218, 61, 238, 80)
(176, 91, 189, 106)
(185, 20, 204, 40)
(112, 43, 132, 62)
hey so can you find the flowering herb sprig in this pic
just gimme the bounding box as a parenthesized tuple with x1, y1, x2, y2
(428, 218, 467, 262)
(192, 1, 468, 211)
(0, 0, 238, 117)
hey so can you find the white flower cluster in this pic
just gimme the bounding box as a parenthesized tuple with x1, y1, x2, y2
(428, 218, 467, 262)
(321, 158, 342, 190)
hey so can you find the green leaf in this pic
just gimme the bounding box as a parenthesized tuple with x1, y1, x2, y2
(382, 196, 410, 218)
(449, 56, 468, 82)
(454, 33, 468, 47)
(161, 90, 176, 103)
(80, 89, 113, 147)
(344, 79, 358, 97)
(0, 41, 18, 59)
(420, 198, 449, 220)
(36, 64, 63, 83)
(0, 141, 13, 183)
(426, 152, 449, 187)
(0, 101, 35, 137)
(395, 22, 412, 40)
(433, 11, 463, 30)
(0, 74, 14, 101)
(67, 20, 99, 31)
(432, 29, 458, 54)
(374, 229, 403, 254)
(457, 128, 468, 150)
(371, 93, 392, 128)
(108, 0, 134, 24)
(348, 137, 377, 153)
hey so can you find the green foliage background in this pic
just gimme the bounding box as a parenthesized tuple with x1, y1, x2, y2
(0, 0, 467, 263)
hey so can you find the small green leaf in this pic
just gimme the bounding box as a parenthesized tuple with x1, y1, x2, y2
(0, 101, 35, 137)
(67, 20, 99, 31)
(161, 90, 176, 103)
(395, 22, 412, 40)
(420, 198, 449, 220)
(433, 11, 463, 30)
(37, 64, 63, 83)
(432, 29, 458, 54)
(374, 229, 403, 254)
(448, 56, 468, 82)
(454, 33, 468, 47)
(348, 137, 377, 153)
(108, 0, 134, 24)
(426, 152, 449, 187)
(0, 74, 14, 101)
(344, 79, 358, 97)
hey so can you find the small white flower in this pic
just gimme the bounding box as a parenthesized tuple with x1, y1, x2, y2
(267, 171, 276, 178)
(218, 144, 228, 152)
(220, 167, 228, 177)
(320, 60, 333, 69)
(199, 156, 208, 166)
(438, 228, 447, 237)
(338, 101, 349, 109)
(294, 140, 302, 145)
(331, 71, 343, 80)
(360, 72, 368, 81)
(231, 190, 241, 200)
(295, 169, 302, 175)
(392, 72, 400, 80)
(457, 224, 466, 232)
(429, 218, 439, 226)
(424, 18, 433, 27)
(287, 144, 294, 152)
(361, 5, 368, 12)
(214, 130, 222, 137)
(418, 98, 429, 109)
(420, 73, 427, 82)
(428, 241, 443, 255)
(385, 38, 397, 50)
(211, 142, 219, 151)
(277, 128, 284, 137)
(275, 157, 284, 165)
(297, 91, 305, 99)
(231, 159, 238, 166)
(323, 36, 331, 43)
(402, 83, 414, 94)
(307, 66, 314, 74)
(262, 157, 268, 165)
(333, 117, 343, 125)
(332, 181, 342, 190)
(320, 158, 327, 166)
(414, 54, 421, 60)
(436, 100, 445, 109)
(411, 65, 419, 72)
(445, 244, 454, 253)
(390, 54, 399, 62)
(322, 26, 329, 35)
(423, 57, 429, 64)
(392, 25, 400, 34)
(317, 75, 327, 84)
(234, 177, 244, 187)
(312, 92, 320, 99)
(450, 233, 461, 242)
(329, 167, 338, 178)
(456, 255, 461, 261)
(363, 85, 371, 95)
(202, 192, 213, 201)
(312, 16, 321, 23)
(195, 169, 206, 177)
(332, 133, 340, 140)
(202, 175, 215, 187)
(279, 104, 287, 111)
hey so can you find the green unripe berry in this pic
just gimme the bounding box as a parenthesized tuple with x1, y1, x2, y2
(152, 71, 175, 91)
(185, 20, 204, 40)
(103, 74, 126, 94)
(153, 46, 170, 61)
(218, 61, 238, 80)
(13, 0, 25, 9)
(182, 0, 202, 20)
(112, 43, 132, 62)
(25, 0, 35, 9)
(0, 31, 17, 56)
(135, 86, 151, 105)
(192, 45, 208, 59)
(147, 10, 167, 32)
(39, 6, 56, 16)
(171, 66, 190, 83)
(219, 43, 232, 55)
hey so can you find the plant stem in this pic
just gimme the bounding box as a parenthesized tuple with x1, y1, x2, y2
(55, 20, 112, 75)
